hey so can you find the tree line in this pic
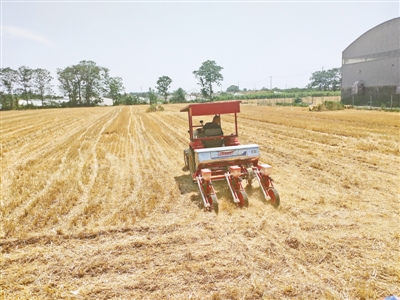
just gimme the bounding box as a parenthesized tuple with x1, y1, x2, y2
(57, 60, 124, 106)
(0, 60, 341, 110)
(1, 66, 54, 109)
(0, 61, 127, 110)
(0, 60, 189, 109)
(225, 68, 341, 95)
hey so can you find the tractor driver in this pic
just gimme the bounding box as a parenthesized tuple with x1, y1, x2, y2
(203, 115, 223, 135)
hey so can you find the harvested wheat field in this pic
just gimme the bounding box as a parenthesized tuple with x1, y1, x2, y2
(1, 104, 399, 299)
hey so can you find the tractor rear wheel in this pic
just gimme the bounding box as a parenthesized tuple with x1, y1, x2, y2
(237, 190, 249, 208)
(188, 150, 195, 175)
(267, 188, 280, 208)
(183, 150, 189, 169)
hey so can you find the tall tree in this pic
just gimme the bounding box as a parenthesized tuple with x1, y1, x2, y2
(17, 66, 33, 101)
(107, 76, 125, 105)
(57, 66, 80, 106)
(307, 68, 341, 91)
(0, 67, 19, 109)
(148, 88, 158, 105)
(79, 60, 109, 105)
(32, 68, 53, 106)
(156, 76, 172, 103)
(57, 61, 109, 106)
(193, 60, 223, 100)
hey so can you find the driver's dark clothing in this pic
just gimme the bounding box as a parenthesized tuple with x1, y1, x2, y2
(203, 122, 220, 130)
(203, 122, 223, 135)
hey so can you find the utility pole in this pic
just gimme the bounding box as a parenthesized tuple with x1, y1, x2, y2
(270, 76, 272, 90)
(391, 95, 393, 109)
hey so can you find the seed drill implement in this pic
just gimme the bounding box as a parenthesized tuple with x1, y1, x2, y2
(181, 101, 280, 213)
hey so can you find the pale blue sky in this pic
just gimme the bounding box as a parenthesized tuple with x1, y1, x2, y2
(1, 1, 399, 94)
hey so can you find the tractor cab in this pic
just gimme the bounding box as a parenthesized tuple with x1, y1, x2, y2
(180, 100, 241, 150)
(181, 101, 280, 213)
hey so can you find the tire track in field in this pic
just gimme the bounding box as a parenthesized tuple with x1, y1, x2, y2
(37, 107, 123, 232)
(2, 129, 80, 215)
(137, 110, 195, 210)
(90, 106, 151, 225)
(0, 109, 110, 202)
(63, 107, 122, 227)
(1, 110, 82, 157)
(1, 108, 112, 198)
(114, 107, 144, 216)
(123, 107, 154, 214)
(84, 107, 136, 226)
(0, 110, 58, 137)
(1, 145, 72, 237)
(1, 108, 120, 236)
(1, 110, 59, 139)
(99, 106, 187, 224)
(81, 107, 136, 227)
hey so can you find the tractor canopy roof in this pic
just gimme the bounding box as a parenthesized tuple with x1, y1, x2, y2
(180, 100, 241, 116)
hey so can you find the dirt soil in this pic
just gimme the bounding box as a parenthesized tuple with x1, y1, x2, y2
(1, 104, 399, 299)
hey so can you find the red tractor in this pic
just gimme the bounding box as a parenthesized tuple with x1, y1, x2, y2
(181, 100, 280, 213)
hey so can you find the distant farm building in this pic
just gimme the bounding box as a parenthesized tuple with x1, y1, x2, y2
(97, 97, 113, 106)
(18, 97, 113, 107)
(341, 17, 400, 107)
(18, 98, 70, 107)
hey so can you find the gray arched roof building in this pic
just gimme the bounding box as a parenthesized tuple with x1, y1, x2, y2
(341, 17, 400, 107)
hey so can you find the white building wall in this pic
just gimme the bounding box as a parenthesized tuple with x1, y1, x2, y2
(342, 17, 400, 88)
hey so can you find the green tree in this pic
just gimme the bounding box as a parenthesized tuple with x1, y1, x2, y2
(193, 60, 224, 100)
(32, 68, 53, 106)
(107, 76, 125, 105)
(17, 66, 34, 101)
(156, 76, 172, 103)
(119, 93, 135, 105)
(0, 67, 19, 109)
(79, 60, 109, 105)
(170, 88, 186, 103)
(307, 68, 341, 91)
(226, 85, 240, 93)
(148, 87, 158, 105)
(57, 65, 80, 106)
(57, 61, 109, 106)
